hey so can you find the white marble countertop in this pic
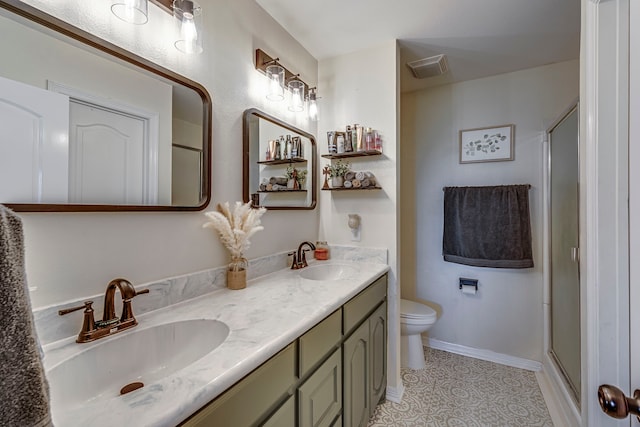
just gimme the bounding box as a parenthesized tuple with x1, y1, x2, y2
(43, 259, 389, 427)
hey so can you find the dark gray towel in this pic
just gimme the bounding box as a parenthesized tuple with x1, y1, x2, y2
(0, 205, 53, 427)
(443, 185, 533, 268)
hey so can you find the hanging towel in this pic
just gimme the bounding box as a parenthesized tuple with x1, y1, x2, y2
(0, 205, 53, 427)
(442, 185, 533, 268)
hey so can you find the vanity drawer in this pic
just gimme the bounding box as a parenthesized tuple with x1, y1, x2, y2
(343, 275, 387, 335)
(181, 343, 297, 427)
(299, 309, 342, 378)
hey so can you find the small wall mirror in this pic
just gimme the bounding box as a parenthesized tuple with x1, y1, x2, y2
(243, 109, 316, 210)
(0, 1, 211, 212)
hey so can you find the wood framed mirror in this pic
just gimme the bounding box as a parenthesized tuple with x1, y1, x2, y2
(0, 0, 212, 212)
(243, 109, 316, 210)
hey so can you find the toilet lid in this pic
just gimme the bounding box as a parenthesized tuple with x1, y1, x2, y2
(400, 299, 437, 321)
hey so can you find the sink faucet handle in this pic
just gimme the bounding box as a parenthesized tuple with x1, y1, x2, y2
(58, 300, 93, 316)
(300, 249, 311, 268)
(121, 287, 149, 323)
(288, 251, 299, 269)
(59, 301, 96, 342)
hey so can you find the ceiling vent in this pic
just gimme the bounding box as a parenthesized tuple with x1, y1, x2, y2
(406, 54, 448, 79)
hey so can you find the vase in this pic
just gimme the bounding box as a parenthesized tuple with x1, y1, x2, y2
(331, 176, 344, 188)
(227, 257, 248, 290)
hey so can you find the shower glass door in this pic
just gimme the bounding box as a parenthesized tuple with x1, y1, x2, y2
(549, 104, 580, 404)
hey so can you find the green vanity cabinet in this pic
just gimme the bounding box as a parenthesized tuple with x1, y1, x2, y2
(343, 276, 387, 427)
(181, 343, 297, 427)
(180, 273, 387, 427)
(298, 348, 343, 427)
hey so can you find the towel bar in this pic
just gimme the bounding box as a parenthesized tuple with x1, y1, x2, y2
(442, 184, 531, 191)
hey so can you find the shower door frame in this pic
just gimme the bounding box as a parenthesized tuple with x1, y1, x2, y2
(544, 100, 582, 416)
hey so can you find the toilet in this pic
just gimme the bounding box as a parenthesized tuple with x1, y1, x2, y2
(400, 299, 438, 370)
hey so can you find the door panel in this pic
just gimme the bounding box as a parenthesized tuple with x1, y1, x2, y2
(0, 75, 69, 203)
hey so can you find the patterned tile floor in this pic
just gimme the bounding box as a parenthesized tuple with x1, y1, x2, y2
(368, 347, 553, 427)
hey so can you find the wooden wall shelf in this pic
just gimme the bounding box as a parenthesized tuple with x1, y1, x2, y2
(321, 150, 382, 160)
(322, 187, 381, 191)
(257, 158, 307, 165)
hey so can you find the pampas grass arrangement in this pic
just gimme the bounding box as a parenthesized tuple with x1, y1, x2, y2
(203, 201, 266, 275)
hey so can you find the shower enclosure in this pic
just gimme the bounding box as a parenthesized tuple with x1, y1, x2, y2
(547, 103, 581, 404)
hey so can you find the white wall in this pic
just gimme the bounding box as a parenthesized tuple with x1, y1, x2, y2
(318, 41, 402, 398)
(15, 0, 319, 308)
(401, 60, 579, 361)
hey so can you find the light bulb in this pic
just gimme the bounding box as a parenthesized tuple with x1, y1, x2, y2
(266, 64, 285, 101)
(111, 0, 148, 25)
(174, 0, 203, 54)
(287, 79, 305, 112)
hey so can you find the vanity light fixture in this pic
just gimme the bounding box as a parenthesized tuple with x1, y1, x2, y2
(111, 0, 204, 54)
(287, 77, 305, 112)
(266, 62, 285, 101)
(173, 0, 203, 54)
(307, 87, 319, 122)
(255, 49, 311, 109)
(111, 0, 149, 25)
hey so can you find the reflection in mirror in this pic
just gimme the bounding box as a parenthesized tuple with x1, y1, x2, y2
(243, 109, 316, 210)
(0, 1, 211, 211)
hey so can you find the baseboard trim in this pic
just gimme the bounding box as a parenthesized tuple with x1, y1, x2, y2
(385, 383, 405, 404)
(425, 337, 542, 372)
(538, 355, 581, 426)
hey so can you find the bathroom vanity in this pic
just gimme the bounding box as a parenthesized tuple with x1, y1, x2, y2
(181, 274, 387, 427)
(39, 255, 389, 427)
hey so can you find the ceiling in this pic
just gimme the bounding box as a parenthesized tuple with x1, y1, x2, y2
(255, 0, 581, 92)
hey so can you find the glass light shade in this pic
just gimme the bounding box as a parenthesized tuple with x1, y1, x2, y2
(111, 0, 148, 25)
(307, 89, 318, 121)
(288, 79, 305, 112)
(266, 64, 285, 101)
(173, 0, 203, 54)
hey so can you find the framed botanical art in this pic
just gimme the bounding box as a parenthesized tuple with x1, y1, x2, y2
(459, 124, 515, 164)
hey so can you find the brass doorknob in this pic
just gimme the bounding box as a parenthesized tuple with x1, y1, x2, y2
(598, 384, 640, 420)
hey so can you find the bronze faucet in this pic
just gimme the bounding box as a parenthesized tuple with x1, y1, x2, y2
(289, 241, 316, 269)
(59, 278, 149, 343)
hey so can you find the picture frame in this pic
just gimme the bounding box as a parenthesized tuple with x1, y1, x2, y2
(459, 124, 515, 164)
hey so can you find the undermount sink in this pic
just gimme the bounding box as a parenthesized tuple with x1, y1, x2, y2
(299, 263, 358, 281)
(47, 319, 229, 414)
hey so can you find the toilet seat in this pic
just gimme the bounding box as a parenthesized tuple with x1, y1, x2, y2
(400, 299, 437, 322)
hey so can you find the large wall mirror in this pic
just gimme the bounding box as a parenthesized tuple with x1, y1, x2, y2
(0, 1, 212, 212)
(243, 109, 316, 210)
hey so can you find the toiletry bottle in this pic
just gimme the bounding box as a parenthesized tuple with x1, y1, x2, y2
(327, 131, 337, 153)
(283, 135, 290, 159)
(291, 136, 298, 158)
(365, 127, 374, 151)
(355, 125, 364, 151)
(374, 131, 382, 152)
(351, 125, 358, 152)
(345, 126, 353, 152)
(314, 241, 330, 260)
(275, 137, 282, 160)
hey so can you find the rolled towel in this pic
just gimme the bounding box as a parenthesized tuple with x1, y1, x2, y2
(355, 171, 365, 181)
(344, 180, 353, 188)
(259, 183, 267, 191)
(364, 171, 376, 186)
(272, 184, 287, 191)
(352, 179, 362, 188)
(344, 171, 356, 181)
(361, 178, 371, 188)
(266, 184, 273, 191)
(269, 176, 288, 186)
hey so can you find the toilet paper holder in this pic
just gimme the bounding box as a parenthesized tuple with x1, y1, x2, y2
(459, 278, 478, 291)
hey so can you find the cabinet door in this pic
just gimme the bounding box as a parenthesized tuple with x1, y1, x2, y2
(181, 343, 296, 427)
(343, 321, 369, 427)
(369, 301, 387, 415)
(262, 395, 295, 427)
(298, 349, 342, 427)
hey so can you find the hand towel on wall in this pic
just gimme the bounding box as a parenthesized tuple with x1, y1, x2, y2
(442, 185, 533, 268)
(0, 205, 53, 427)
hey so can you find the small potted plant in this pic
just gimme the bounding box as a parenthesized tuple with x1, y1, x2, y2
(327, 159, 351, 187)
(203, 201, 266, 290)
(286, 165, 308, 190)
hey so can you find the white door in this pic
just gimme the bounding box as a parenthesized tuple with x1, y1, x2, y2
(68, 100, 150, 205)
(0, 75, 69, 203)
